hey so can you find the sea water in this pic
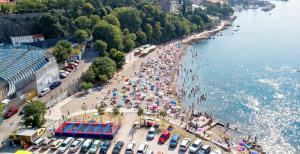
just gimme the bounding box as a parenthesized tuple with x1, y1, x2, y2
(177, 0, 300, 153)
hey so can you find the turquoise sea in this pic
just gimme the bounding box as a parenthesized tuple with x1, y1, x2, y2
(177, 0, 300, 153)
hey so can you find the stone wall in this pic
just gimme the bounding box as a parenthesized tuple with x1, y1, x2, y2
(0, 13, 41, 43)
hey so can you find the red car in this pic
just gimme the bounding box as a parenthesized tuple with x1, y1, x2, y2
(158, 131, 171, 144)
(4, 107, 19, 119)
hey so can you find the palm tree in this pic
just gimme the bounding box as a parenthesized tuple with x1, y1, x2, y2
(112, 106, 120, 123)
(96, 104, 105, 122)
(137, 107, 144, 124)
(159, 111, 167, 120)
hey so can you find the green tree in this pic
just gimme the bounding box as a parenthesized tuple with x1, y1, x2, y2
(53, 40, 72, 62)
(84, 68, 96, 82)
(16, 0, 47, 13)
(112, 106, 120, 122)
(21, 100, 46, 128)
(89, 15, 101, 25)
(91, 56, 117, 83)
(103, 14, 120, 27)
(74, 29, 89, 42)
(159, 111, 167, 119)
(80, 81, 93, 90)
(123, 29, 136, 52)
(38, 13, 64, 38)
(136, 30, 147, 45)
(0, 103, 4, 119)
(94, 40, 108, 56)
(74, 16, 92, 29)
(113, 7, 142, 32)
(110, 49, 126, 69)
(137, 107, 144, 124)
(92, 21, 123, 50)
(153, 22, 162, 43)
(82, 2, 94, 15)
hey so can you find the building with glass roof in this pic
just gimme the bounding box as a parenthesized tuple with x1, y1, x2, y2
(0, 45, 59, 102)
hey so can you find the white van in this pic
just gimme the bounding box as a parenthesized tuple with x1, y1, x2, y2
(58, 137, 74, 153)
(32, 137, 45, 149)
(179, 138, 192, 151)
(42, 138, 56, 150)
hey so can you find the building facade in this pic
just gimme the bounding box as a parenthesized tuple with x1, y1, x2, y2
(0, 45, 59, 106)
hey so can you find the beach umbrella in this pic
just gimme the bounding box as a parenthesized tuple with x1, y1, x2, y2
(251, 151, 259, 154)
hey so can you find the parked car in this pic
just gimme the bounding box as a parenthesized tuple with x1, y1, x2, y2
(179, 138, 192, 151)
(80, 139, 93, 153)
(4, 107, 19, 119)
(67, 64, 76, 70)
(209, 149, 222, 154)
(146, 127, 156, 140)
(32, 137, 46, 149)
(158, 131, 171, 144)
(65, 67, 73, 72)
(197, 145, 211, 154)
(112, 141, 124, 154)
(146, 150, 154, 154)
(69, 138, 84, 153)
(89, 140, 101, 154)
(57, 137, 74, 153)
(99, 141, 111, 154)
(39, 88, 50, 97)
(50, 81, 62, 90)
(72, 60, 80, 64)
(169, 134, 180, 148)
(125, 141, 135, 154)
(189, 139, 202, 153)
(50, 139, 64, 150)
(42, 137, 56, 150)
(70, 62, 78, 67)
(137, 142, 148, 154)
(59, 72, 68, 79)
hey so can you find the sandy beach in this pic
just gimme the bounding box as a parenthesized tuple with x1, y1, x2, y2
(52, 21, 227, 116)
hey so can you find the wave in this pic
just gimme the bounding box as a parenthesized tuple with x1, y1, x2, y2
(257, 78, 280, 90)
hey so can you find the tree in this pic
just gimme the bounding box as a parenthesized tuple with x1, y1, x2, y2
(74, 16, 92, 29)
(74, 29, 89, 42)
(159, 111, 167, 119)
(110, 49, 126, 69)
(21, 100, 46, 128)
(84, 68, 96, 82)
(94, 40, 108, 56)
(112, 106, 120, 119)
(122, 29, 137, 52)
(0, 103, 4, 120)
(137, 107, 144, 124)
(80, 81, 93, 90)
(113, 7, 142, 32)
(136, 30, 147, 45)
(91, 56, 117, 83)
(53, 40, 72, 62)
(82, 2, 94, 15)
(92, 21, 123, 50)
(38, 13, 64, 38)
(103, 15, 120, 27)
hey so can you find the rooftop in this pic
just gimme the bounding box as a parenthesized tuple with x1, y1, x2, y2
(0, 45, 49, 100)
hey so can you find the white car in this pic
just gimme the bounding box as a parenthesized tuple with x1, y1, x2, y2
(210, 149, 222, 154)
(69, 138, 84, 152)
(32, 137, 46, 149)
(125, 141, 135, 154)
(42, 137, 56, 150)
(179, 138, 192, 151)
(50, 139, 64, 150)
(57, 137, 74, 153)
(137, 142, 148, 154)
(189, 139, 202, 153)
(39, 88, 50, 97)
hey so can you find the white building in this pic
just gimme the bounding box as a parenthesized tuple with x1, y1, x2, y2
(10, 34, 45, 46)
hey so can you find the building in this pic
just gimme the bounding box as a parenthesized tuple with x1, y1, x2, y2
(0, 45, 59, 106)
(10, 34, 45, 47)
(158, 0, 180, 13)
(0, 0, 11, 3)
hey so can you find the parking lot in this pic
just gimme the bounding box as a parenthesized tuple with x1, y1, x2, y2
(25, 113, 223, 154)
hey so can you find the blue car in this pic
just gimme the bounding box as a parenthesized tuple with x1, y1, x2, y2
(169, 134, 180, 148)
(100, 141, 111, 154)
